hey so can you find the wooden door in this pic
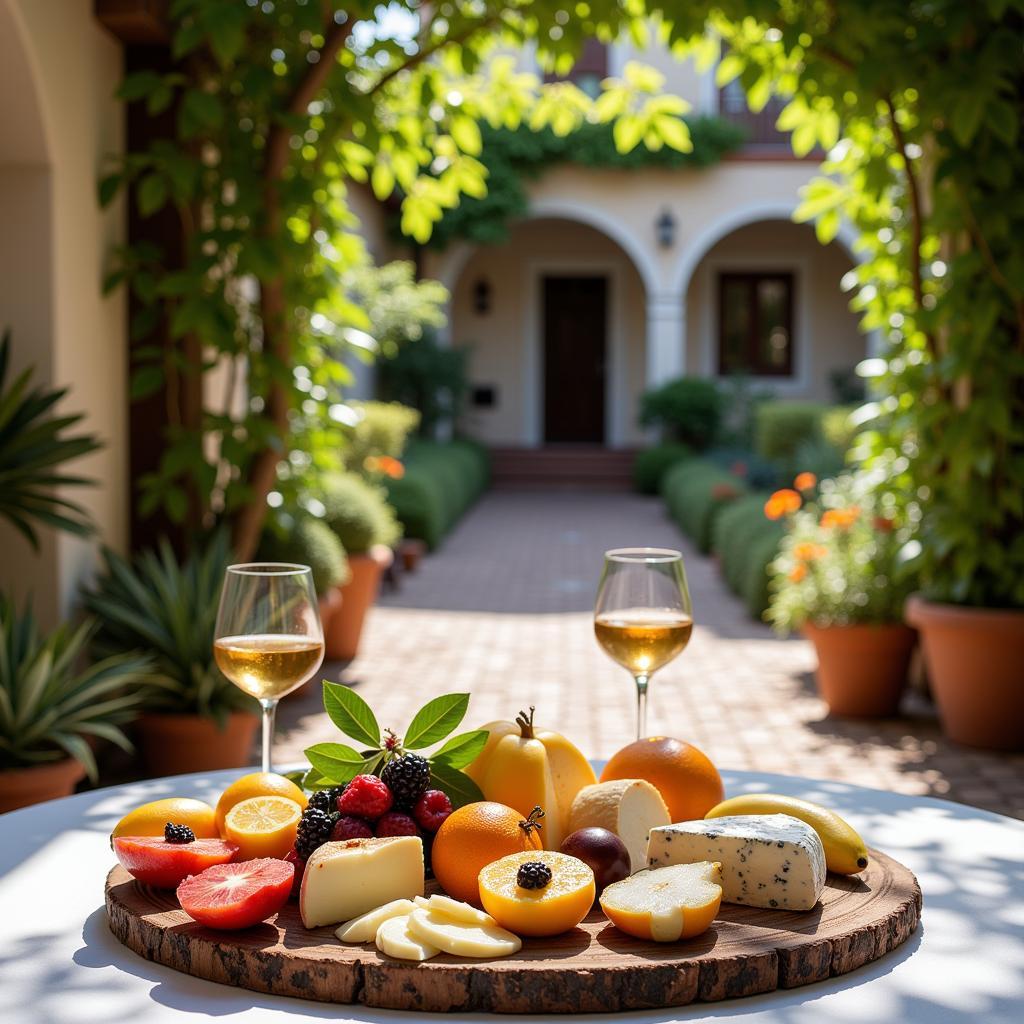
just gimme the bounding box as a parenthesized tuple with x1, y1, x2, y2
(542, 275, 607, 443)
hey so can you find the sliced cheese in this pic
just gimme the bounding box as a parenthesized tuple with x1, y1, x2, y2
(300, 836, 424, 929)
(414, 894, 498, 927)
(569, 779, 671, 872)
(646, 814, 826, 911)
(335, 898, 416, 943)
(375, 914, 439, 961)
(407, 908, 522, 958)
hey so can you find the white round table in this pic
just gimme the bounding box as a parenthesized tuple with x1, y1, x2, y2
(1, 767, 1022, 1024)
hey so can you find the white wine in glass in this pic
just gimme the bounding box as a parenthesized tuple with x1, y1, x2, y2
(594, 548, 693, 740)
(214, 563, 325, 773)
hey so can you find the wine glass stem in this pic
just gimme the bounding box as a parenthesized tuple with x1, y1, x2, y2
(634, 674, 649, 740)
(260, 697, 277, 773)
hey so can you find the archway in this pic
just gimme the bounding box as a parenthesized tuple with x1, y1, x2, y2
(683, 217, 865, 400)
(442, 215, 650, 449)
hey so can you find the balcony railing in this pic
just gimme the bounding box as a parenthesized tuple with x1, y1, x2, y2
(719, 80, 790, 150)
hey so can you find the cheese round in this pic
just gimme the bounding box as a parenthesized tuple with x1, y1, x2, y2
(568, 779, 670, 872)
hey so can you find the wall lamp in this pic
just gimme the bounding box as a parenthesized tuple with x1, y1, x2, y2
(472, 278, 492, 314)
(656, 208, 677, 249)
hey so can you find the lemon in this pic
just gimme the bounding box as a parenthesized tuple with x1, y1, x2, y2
(223, 795, 303, 860)
(214, 772, 307, 836)
(111, 798, 218, 842)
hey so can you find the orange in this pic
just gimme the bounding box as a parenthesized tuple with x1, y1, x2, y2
(431, 801, 544, 906)
(223, 795, 303, 860)
(479, 851, 595, 937)
(600, 737, 724, 822)
(111, 798, 218, 841)
(214, 772, 308, 835)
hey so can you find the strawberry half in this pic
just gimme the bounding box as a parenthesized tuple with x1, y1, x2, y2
(177, 858, 293, 930)
(113, 836, 238, 889)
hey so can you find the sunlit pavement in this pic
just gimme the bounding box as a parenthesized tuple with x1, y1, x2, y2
(276, 490, 1024, 820)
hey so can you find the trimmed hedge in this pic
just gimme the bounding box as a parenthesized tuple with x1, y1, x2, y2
(754, 401, 832, 462)
(639, 377, 724, 450)
(661, 459, 748, 553)
(384, 440, 490, 549)
(712, 493, 784, 619)
(322, 473, 401, 555)
(633, 443, 692, 495)
(257, 516, 349, 596)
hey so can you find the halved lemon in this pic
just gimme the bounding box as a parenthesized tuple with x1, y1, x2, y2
(599, 861, 722, 942)
(223, 795, 303, 861)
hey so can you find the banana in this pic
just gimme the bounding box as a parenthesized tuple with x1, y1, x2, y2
(705, 794, 869, 874)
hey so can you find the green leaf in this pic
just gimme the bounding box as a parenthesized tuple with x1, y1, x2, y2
(952, 91, 985, 148)
(179, 89, 223, 139)
(428, 761, 485, 810)
(130, 366, 164, 400)
(304, 741, 366, 782)
(404, 693, 469, 749)
(322, 681, 381, 748)
(137, 175, 168, 217)
(98, 173, 122, 208)
(430, 729, 489, 769)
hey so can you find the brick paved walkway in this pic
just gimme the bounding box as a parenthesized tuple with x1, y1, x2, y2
(276, 490, 1024, 820)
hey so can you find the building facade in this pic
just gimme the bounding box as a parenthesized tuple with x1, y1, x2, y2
(417, 40, 868, 449)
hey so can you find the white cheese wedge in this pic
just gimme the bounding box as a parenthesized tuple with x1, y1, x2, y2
(300, 836, 424, 929)
(335, 898, 417, 943)
(375, 914, 440, 961)
(407, 908, 522, 957)
(569, 779, 671, 872)
(646, 814, 826, 911)
(414, 894, 498, 927)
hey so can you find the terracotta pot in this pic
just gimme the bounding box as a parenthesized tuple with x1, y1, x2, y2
(0, 758, 87, 813)
(318, 588, 343, 643)
(803, 622, 916, 718)
(325, 545, 393, 661)
(906, 596, 1024, 750)
(135, 711, 260, 776)
(399, 538, 426, 573)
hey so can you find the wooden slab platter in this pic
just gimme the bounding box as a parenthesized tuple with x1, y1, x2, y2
(105, 849, 921, 1014)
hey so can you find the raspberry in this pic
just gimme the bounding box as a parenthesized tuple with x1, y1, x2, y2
(337, 774, 393, 820)
(331, 815, 374, 842)
(375, 812, 418, 838)
(284, 849, 305, 898)
(413, 789, 453, 832)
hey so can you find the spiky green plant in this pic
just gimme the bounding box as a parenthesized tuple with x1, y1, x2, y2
(0, 597, 151, 779)
(82, 532, 256, 723)
(0, 329, 101, 548)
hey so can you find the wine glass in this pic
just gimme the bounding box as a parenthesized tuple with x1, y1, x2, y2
(594, 548, 693, 740)
(214, 563, 325, 773)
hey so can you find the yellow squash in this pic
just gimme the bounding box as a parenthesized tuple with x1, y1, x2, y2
(465, 706, 596, 849)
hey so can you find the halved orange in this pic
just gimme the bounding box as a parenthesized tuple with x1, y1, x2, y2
(478, 851, 595, 936)
(223, 795, 303, 861)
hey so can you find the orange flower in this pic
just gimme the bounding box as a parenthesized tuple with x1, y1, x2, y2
(821, 506, 861, 529)
(364, 455, 405, 479)
(873, 515, 895, 533)
(712, 482, 740, 501)
(793, 542, 828, 561)
(788, 563, 808, 582)
(794, 472, 817, 492)
(764, 489, 802, 520)
(730, 461, 748, 478)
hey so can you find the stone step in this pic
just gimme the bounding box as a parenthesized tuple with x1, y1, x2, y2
(490, 446, 637, 490)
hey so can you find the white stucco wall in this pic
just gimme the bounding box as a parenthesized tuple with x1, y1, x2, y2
(0, 0, 126, 626)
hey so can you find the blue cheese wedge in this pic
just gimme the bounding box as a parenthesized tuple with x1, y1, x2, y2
(646, 814, 826, 911)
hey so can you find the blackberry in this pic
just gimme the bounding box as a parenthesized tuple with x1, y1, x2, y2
(294, 808, 339, 859)
(516, 861, 553, 890)
(308, 785, 346, 815)
(164, 822, 195, 844)
(380, 753, 430, 809)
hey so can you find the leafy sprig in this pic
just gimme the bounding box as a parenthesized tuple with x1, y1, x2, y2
(301, 684, 487, 808)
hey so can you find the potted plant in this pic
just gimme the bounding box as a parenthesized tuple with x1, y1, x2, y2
(766, 473, 917, 718)
(257, 514, 349, 657)
(82, 533, 260, 776)
(320, 474, 401, 661)
(0, 597, 151, 812)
